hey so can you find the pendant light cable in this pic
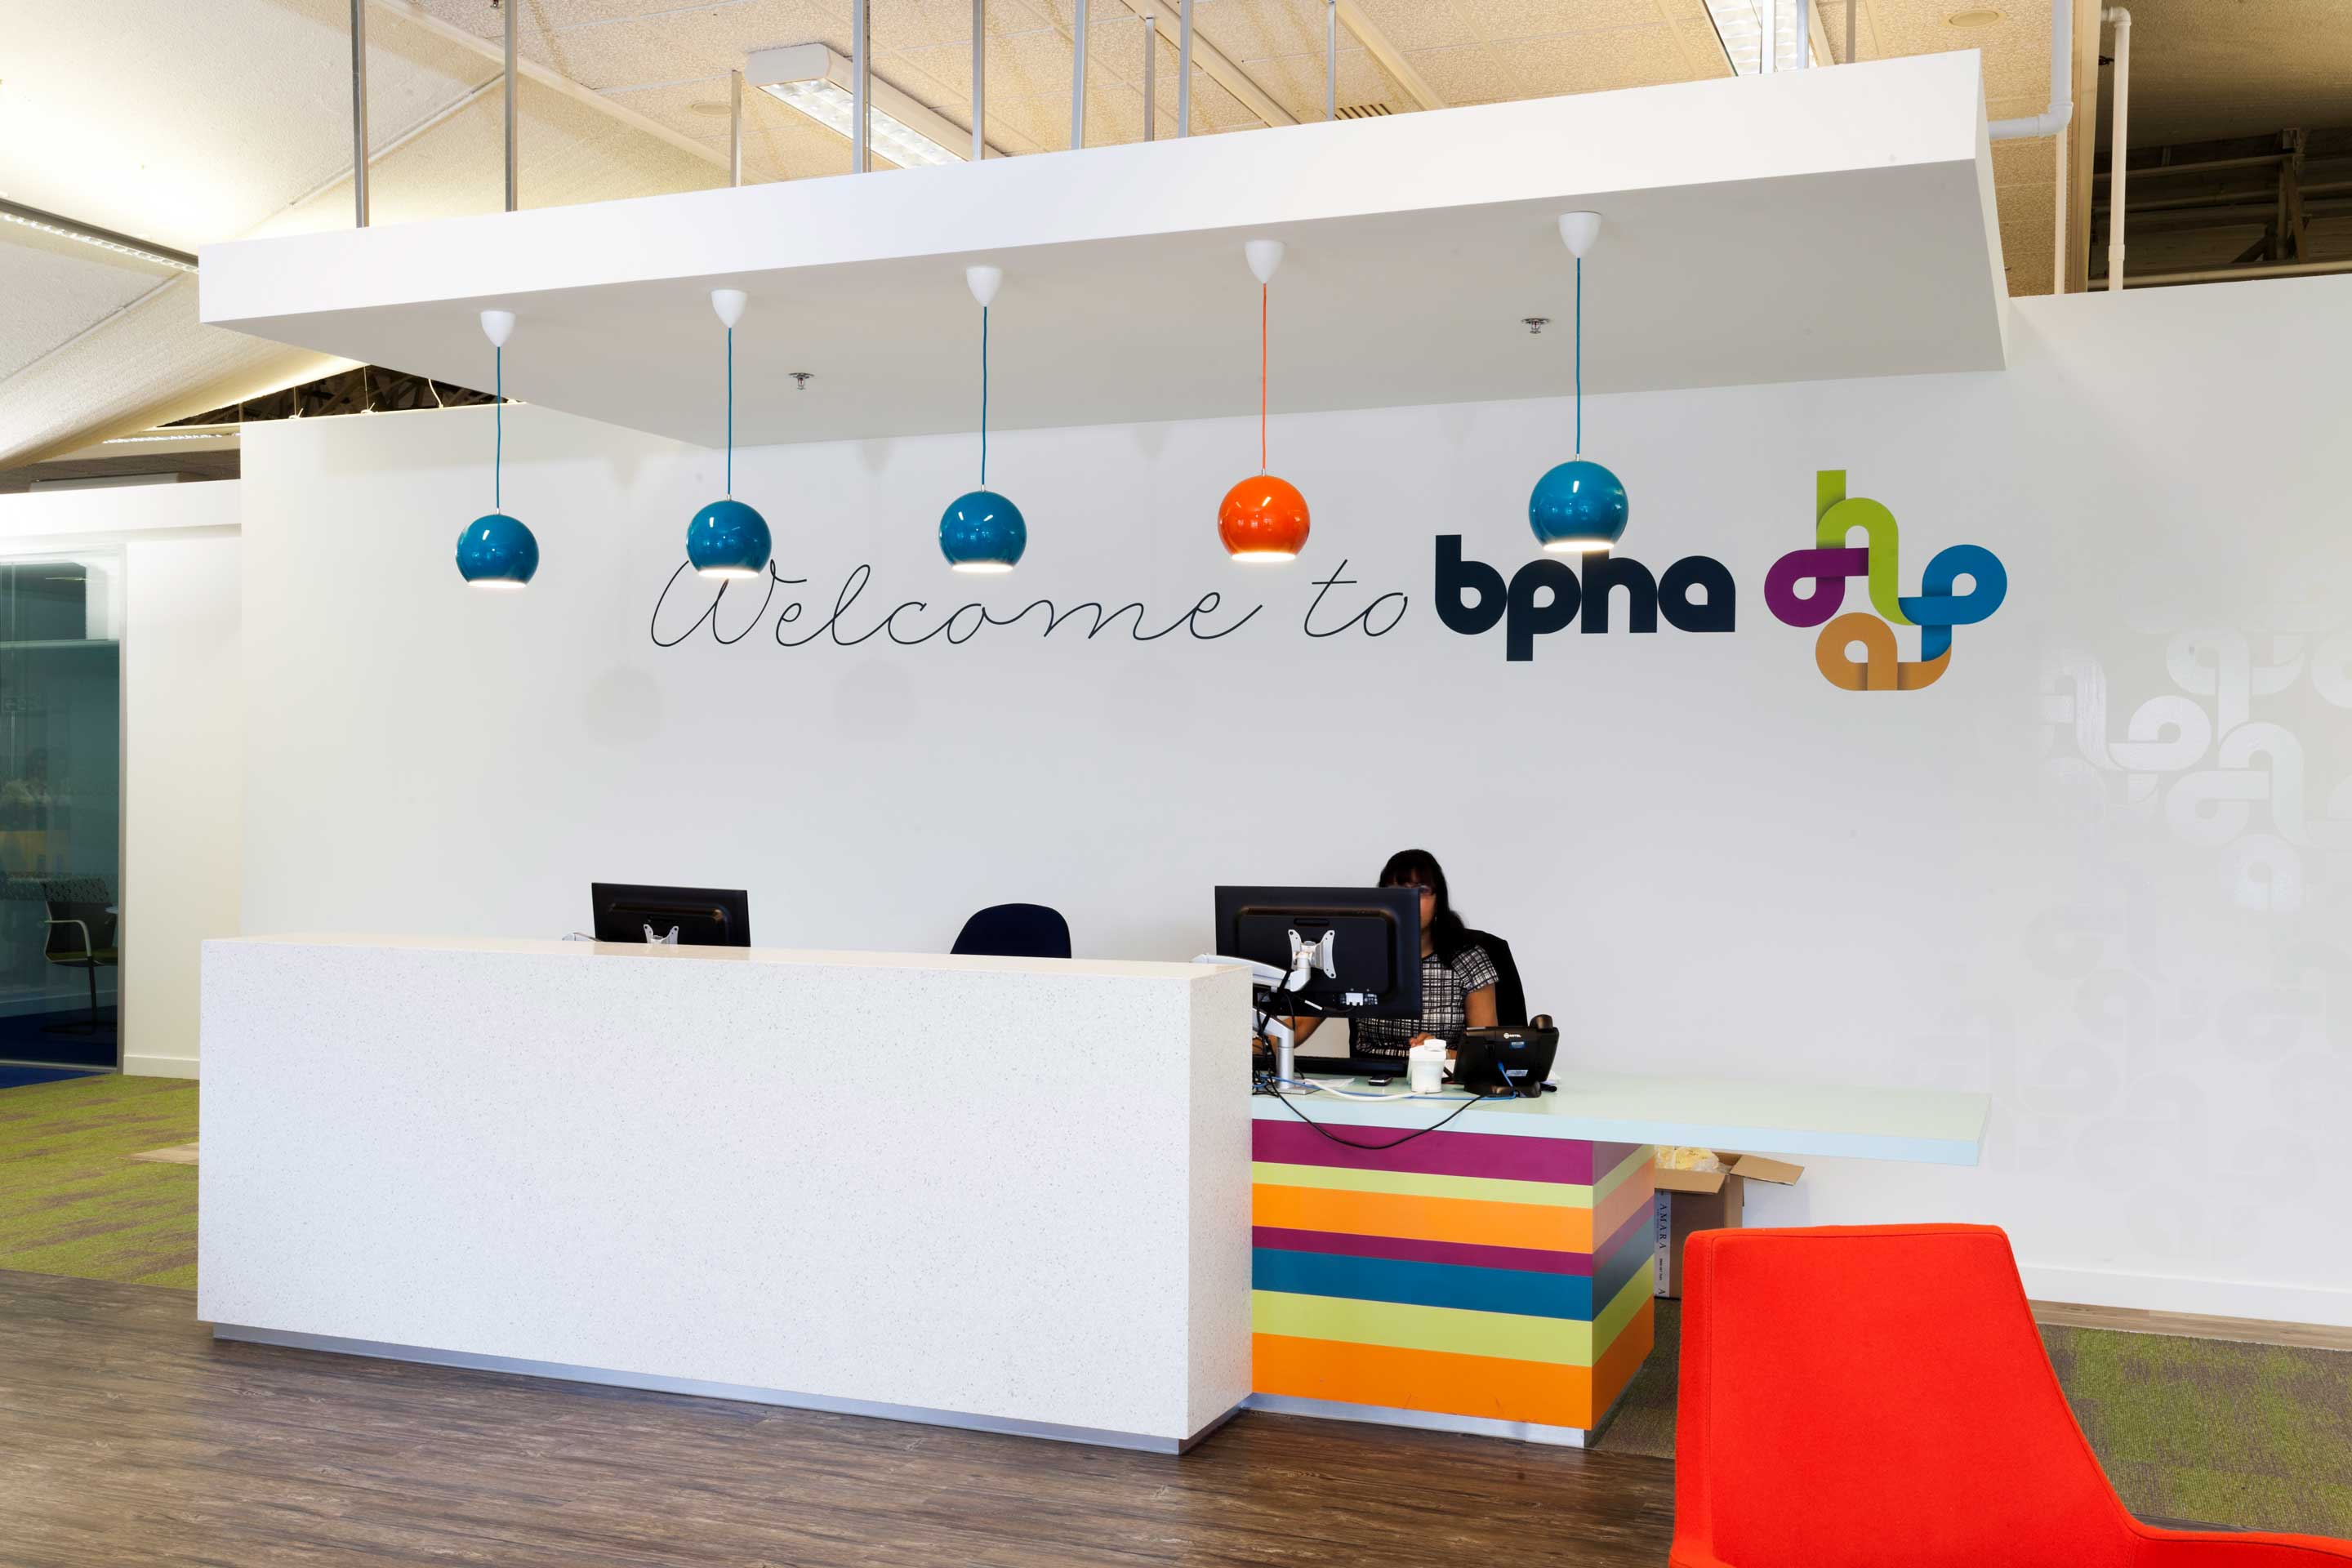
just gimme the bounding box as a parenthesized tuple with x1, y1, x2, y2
(494, 345, 503, 510)
(1259, 283, 1268, 474)
(981, 305, 990, 488)
(1575, 255, 1583, 458)
(724, 326, 734, 498)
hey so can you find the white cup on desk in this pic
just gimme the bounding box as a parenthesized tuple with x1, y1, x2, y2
(1407, 1040, 1448, 1095)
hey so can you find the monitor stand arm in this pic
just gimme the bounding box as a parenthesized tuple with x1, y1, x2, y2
(1285, 927, 1336, 994)
(1198, 929, 1342, 1086)
(1258, 1011, 1298, 1082)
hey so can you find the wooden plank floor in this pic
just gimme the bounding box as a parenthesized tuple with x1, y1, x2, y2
(0, 1269, 1677, 1567)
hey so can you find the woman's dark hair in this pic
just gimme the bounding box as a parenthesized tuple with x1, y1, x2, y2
(1379, 848, 1468, 958)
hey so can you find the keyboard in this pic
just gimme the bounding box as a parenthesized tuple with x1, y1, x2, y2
(1291, 1056, 1409, 1079)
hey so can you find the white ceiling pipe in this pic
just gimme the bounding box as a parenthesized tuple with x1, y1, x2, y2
(503, 0, 519, 212)
(973, 0, 986, 163)
(1987, 0, 2076, 294)
(2105, 7, 2131, 292)
(2122, 258, 2352, 287)
(853, 0, 870, 174)
(1177, 0, 1192, 135)
(349, 0, 369, 227)
(1987, 0, 2074, 140)
(729, 69, 743, 186)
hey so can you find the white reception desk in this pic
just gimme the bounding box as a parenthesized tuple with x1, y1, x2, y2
(201, 935, 1991, 1453)
(198, 935, 1257, 1451)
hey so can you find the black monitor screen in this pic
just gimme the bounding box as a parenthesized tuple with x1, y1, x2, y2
(1212, 885, 1421, 1020)
(590, 883, 751, 947)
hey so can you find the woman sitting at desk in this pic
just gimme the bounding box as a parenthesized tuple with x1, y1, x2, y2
(1292, 848, 1501, 1062)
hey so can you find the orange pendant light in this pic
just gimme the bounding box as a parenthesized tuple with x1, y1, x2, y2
(1218, 238, 1309, 563)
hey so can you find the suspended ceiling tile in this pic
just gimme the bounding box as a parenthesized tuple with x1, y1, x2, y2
(1080, 13, 1157, 93)
(1675, 19, 1735, 78)
(599, 74, 735, 145)
(1401, 42, 1522, 105)
(1508, 24, 1696, 98)
(1330, 0, 1474, 52)
(425, 0, 686, 36)
(1984, 89, 2054, 122)
(1986, 136, 2054, 188)
(1348, 0, 1671, 54)
(1184, 74, 1265, 132)
(1996, 184, 2053, 297)
(863, 0, 1028, 51)
(1493, 0, 1687, 42)
(891, 38, 977, 103)
(987, 25, 1096, 96)
(1245, 48, 1383, 115)
(203, 54, 2008, 448)
(1169, 0, 1317, 65)
(739, 105, 861, 180)
(870, 46, 973, 111)
(0, 231, 181, 382)
(986, 92, 1081, 150)
(1330, 51, 1409, 114)
(1078, 84, 1155, 147)
(532, 0, 834, 92)
(358, 75, 727, 220)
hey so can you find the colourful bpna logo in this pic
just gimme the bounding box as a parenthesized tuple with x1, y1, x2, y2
(1765, 470, 2008, 691)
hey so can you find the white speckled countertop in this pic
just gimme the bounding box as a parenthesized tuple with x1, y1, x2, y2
(238, 932, 1235, 980)
(198, 936, 1255, 1446)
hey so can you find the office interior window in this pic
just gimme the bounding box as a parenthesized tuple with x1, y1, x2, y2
(0, 551, 123, 1067)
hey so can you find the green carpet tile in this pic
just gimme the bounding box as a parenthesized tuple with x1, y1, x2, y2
(1597, 1298, 2352, 1540)
(0, 1073, 198, 1289)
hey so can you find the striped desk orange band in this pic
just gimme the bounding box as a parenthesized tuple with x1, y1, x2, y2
(1249, 1116, 1658, 1432)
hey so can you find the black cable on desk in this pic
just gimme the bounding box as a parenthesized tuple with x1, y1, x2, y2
(1252, 1078, 1496, 1151)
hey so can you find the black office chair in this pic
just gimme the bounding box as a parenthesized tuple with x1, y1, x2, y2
(1348, 928, 1529, 1052)
(951, 903, 1071, 960)
(42, 893, 118, 1036)
(1458, 928, 1529, 1027)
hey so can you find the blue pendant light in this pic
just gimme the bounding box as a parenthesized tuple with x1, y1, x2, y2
(1530, 212, 1630, 555)
(939, 265, 1025, 574)
(455, 309, 540, 589)
(686, 288, 773, 580)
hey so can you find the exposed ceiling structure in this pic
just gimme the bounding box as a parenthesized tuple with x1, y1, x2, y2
(0, 0, 718, 471)
(2, 0, 2340, 475)
(2084, 0, 2352, 150)
(2075, 0, 2352, 287)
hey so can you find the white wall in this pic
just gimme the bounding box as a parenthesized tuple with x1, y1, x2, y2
(122, 528, 242, 1076)
(0, 479, 243, 1078)
(238, 276, 2352, 1326)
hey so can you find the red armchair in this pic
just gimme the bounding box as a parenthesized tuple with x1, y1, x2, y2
(1672, 1224, 2352, 1568)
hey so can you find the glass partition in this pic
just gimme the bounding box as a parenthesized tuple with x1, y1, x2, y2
(0, 550, 122, 1069)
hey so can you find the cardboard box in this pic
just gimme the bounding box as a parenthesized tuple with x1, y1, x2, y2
(1651, 1152, 1805, 1298)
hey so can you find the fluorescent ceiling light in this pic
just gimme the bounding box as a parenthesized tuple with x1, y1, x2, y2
(1703, 2, 1816, 75)
(100, 431, 235, 444)
(0, 198, 198, 273)
(746, 43, 992, 170)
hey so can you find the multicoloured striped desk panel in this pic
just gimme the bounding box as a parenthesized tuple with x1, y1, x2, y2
(1250, 1102, 1656, 1437)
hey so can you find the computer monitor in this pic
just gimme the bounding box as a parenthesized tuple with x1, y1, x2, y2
(1210, 885, 1421, 1022)
(590, 883, 751, 947)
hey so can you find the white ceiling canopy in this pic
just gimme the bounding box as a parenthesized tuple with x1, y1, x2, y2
(199, 54, 2008, 450)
